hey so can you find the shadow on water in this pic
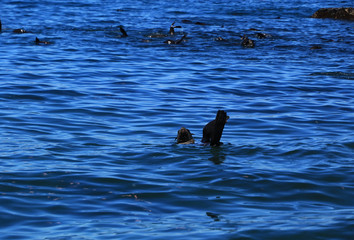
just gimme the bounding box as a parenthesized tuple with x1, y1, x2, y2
(208, 144, 229, 165)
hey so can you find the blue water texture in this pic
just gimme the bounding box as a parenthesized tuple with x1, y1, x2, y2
(0, 0, 353, 239)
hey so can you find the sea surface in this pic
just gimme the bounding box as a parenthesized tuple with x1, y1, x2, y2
(0, 0, 353, 239)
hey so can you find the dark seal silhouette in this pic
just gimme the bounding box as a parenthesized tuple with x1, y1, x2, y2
(169, 21, 182, 35)
(175, 127, 195, 144)
(176, 110, 229, 146)
(0, 20, 30, 33)
(146, 22, 182, 39)
(119, 26, 128, 37)
(201, 110, 229, 146)
(35, 37, 51, 45)
(164, 34, 187, 44)
(13, 28, 28, 33)
(256, 32, 272, 39)
(241, 35, 255, 48)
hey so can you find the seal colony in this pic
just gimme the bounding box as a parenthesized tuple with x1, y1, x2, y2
(0, 6, 351, 47)
(176, 110, 229, 146)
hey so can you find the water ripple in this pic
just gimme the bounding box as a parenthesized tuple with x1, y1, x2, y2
(1, 0, 354, 239)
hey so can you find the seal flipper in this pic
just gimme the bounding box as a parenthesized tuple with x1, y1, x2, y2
(169, 21, 182, 35)
(35, 37, 51, 45)
(120, 26, 128, 37)
(164, 34, 187, 45)
(210, 110, 228, 146)
(169, 21, 176, 35)
(176, 34, 187, 44)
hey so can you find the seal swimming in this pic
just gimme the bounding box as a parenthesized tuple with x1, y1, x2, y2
(164, 34, 187, 44)
(0, 19, 29, 33)
(176, 110, 229, 146)
(35, 37, 51, 45)
(145, 21, 182, 40)
(13, 28, 28, 33)
(175, 127, 195, 144)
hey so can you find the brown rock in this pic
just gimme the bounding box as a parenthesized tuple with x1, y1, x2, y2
(311, 7, 354, 20)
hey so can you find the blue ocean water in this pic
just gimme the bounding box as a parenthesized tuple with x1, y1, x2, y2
(0, 0, 353, 239)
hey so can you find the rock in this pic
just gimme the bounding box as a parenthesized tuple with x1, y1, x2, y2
(311, 7, 354, 21)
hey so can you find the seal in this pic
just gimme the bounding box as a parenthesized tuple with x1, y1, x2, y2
(201, 110, 229, 146)
(169, 21, 182, 35)
(176, 127, 195, 144)
(0, 19, 2, 32)
(176, 110, 229, 146)
(256, 33, 271, 39)
(241, 35, 255, 48)
(145, 22, 182, 39)
(120, 26, 128, 37)
(13, 28, 28, 33)
(35, 37, 51, 45)
(164, 34, 187, 44)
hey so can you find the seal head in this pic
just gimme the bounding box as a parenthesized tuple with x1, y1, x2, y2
(176, 127, 195, 144)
